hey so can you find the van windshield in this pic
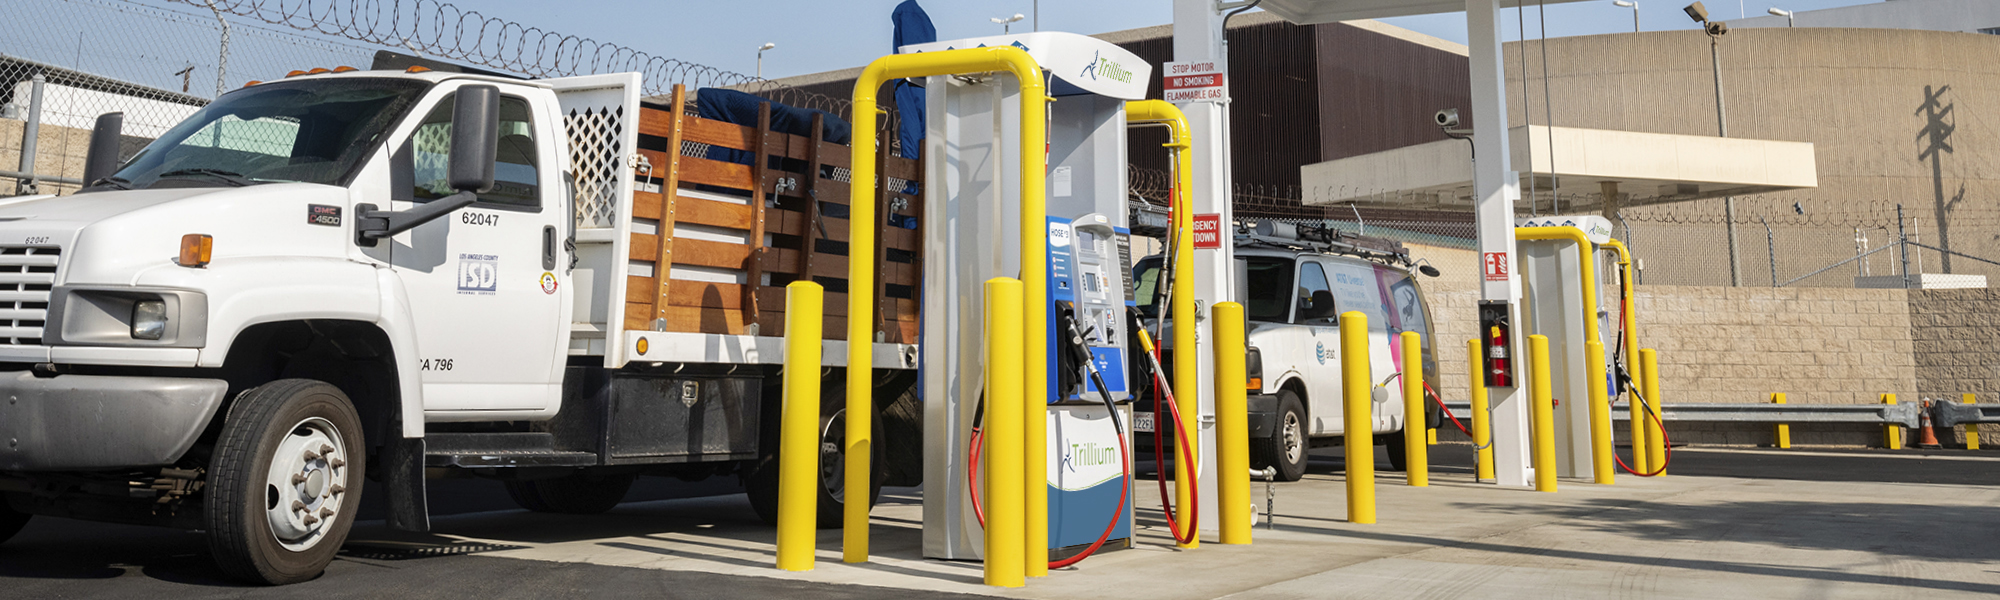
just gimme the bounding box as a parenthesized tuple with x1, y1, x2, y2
(1243, 257, 1295, 322)
(101, 78, 429, 190)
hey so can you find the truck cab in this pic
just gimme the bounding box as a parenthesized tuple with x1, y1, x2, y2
(0, 65, 924, 584)
(1134, 221, 1439, 481)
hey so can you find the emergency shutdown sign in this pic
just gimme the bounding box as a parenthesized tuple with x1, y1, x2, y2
(1192, 214, 1223, 249)
(1162, 61, 1226, 103)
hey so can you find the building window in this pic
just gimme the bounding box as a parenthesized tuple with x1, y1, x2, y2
(1980, 27, 2000, 35)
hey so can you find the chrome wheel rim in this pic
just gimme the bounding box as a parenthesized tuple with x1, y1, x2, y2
(1283, 412, 1304, 464)
(820, 409, 846, 503)
(262, 416, 348, 552)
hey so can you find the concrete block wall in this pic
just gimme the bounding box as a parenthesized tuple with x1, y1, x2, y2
(1634, 285, 1917, 408)
(1411, 241, 1931, 447)
(1908, 288, 2000, 446)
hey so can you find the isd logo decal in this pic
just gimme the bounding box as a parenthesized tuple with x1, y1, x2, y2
(457, 254, 498, 295)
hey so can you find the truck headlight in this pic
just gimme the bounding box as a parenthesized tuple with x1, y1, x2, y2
(131, 299, 168, 340)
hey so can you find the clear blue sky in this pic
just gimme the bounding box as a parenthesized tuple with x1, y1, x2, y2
(459, 0, 1886, 80)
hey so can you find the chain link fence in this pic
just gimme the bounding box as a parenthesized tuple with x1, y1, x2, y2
(1619, 196, 2000, 289)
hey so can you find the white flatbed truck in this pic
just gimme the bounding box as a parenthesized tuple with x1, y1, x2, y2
(0, 60, 925, 584)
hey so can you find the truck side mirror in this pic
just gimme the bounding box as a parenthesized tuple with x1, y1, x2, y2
(81, 112, 125, 186)
(355, 85, 502, 245)
(448, 85, 499, 194)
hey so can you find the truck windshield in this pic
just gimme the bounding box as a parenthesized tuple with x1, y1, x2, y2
(103, 78, 429, 190)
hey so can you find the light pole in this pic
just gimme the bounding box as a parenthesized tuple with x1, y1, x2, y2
(991, 13, 1024, 33)
(1767, 7, 1794, 27)
(756, 42, 775, 80)
(1686, 2, 1741, 286)
(1613, 1, 1640, 32)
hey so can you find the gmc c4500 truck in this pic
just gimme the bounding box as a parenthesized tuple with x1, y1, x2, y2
(0, 60, 926, 584)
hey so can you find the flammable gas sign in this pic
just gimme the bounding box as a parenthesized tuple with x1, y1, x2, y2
(1163, 60, 1226, 103)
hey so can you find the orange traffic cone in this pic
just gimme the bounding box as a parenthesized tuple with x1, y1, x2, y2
(1917, 400, 1943, 449)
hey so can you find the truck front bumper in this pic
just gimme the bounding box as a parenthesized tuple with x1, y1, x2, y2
(0, 372, 228, 471)
(1247, 393, 1279, 438)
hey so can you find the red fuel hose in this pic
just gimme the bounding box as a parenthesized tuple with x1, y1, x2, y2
(1145, 346, 1201, 546)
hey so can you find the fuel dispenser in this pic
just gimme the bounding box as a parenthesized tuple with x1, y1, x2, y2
(908, 32, 1152, 562)
(1514, 215, 1625, 481)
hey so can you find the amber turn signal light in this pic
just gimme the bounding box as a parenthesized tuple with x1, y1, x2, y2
(179, 234, 213, 267)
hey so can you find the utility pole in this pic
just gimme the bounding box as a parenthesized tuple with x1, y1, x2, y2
(174, 64, 195, 93)
(1705, 18, 1741, 286)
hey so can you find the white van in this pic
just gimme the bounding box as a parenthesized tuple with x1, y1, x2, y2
(1133, 222, 1440, 481)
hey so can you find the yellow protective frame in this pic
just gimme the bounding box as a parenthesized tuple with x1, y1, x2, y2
(847, 46, 1050, 571)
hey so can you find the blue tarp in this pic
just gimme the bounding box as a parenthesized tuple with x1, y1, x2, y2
(891, 0, 933, 161)
(693, 87, 850, 168)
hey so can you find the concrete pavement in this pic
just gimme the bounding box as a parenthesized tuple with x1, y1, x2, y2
(4, 445, 1999, 598)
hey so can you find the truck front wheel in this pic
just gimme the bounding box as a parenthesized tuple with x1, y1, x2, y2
(205, 379, 365, 585)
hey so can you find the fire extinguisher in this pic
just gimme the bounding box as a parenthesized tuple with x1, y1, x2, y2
(1479, 301, 1513, 388)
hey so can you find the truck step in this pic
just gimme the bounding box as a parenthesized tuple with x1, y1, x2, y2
(423, 432, 598, 468)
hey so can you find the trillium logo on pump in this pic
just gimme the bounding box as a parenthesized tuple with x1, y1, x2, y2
(1079, 50, 1133, 84)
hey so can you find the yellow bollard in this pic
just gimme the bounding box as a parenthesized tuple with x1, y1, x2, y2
(982, 278, 1025, 587)
(1339, 312, 1376, 523)
(1213, 302, 1252, 544)
(1585, 341, 1614, 485)
(1467, 339, 1494, 482)
(1883, 394, 1902, 449)
(776, 282, 824, 572)
(1400, 332, 1428, 487)
(1528, 335, 1558, 493)
(1966, 393, 1981, 451)
(1628, 352, 1650, 474)
(1428, 428, 1439, 445)
(1773, 393, 1790, 449)
(1642, 349, 1665, 474)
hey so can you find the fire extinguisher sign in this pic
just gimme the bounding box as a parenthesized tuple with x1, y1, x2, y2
(1192, 214, 1223, 249)
(1483, 252, 1510, 282)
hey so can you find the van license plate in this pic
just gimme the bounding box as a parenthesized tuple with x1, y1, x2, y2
(1133, 411, 1155, 433)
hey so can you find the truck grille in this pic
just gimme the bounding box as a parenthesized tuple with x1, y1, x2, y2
(0, 246, 58, 345)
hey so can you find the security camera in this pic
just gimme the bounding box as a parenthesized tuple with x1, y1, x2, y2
(1683, 1, 1709, 23)
(1705, 21, 1729, 36)
(1434, 108, 1460, 129)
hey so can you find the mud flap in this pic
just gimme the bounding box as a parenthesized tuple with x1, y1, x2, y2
(383, 434, 430, 532)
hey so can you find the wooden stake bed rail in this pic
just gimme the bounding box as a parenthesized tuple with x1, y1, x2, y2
(623, 85, 923, 343)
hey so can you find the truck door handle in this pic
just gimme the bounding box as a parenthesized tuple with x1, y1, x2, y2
(542, 225, 557, 271)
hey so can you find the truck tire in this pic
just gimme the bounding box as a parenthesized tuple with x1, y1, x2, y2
(1384, 430, 1409, 472)
(0, 500, 28, 545)
(504, 471, 636, 515)
(1252, 390, 1308, 482)
(746, 375, 884, 527)
(204, 379, 365, 585)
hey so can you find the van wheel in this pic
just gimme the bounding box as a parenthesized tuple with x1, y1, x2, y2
(1384, 430, 1409, 472)
(1252, 390, 1308, 482)
(747, 374, 885, 527)
(0, 500, 29, 545)
(205, 379, 364, 585)
(505, 471, 636, 515)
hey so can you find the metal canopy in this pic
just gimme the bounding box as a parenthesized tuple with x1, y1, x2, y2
(1301, 125, 1819, 210)
(1256, 0, 1596, 24)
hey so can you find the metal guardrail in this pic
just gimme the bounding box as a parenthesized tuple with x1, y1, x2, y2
(1932, 401, 2000, 427)
(1439, 401, 1921, 428)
